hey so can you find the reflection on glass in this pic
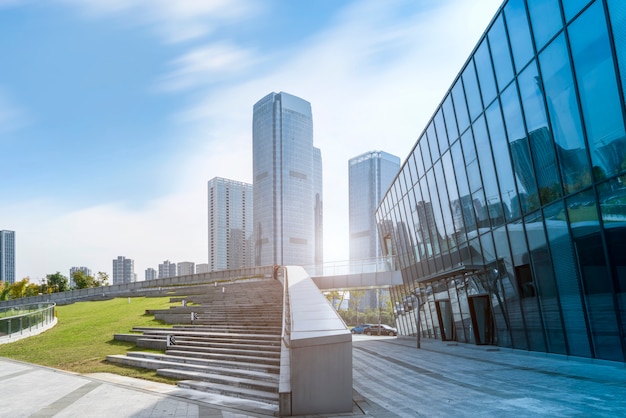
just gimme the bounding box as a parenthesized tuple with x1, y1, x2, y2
(505, 0, 534, 72)
(598, 177, 626, 224)
(452, 80, 470, 134)
(567, 188, 599, 230)
(443, 95, 459, 143)
(420, 135, 431, 169)
(518, 61, 562, 205)
(539, 33, 590, 195)
(569, 2, 626, 182)
(474, 115, 503, 227)
(488, 14, 514, 92)
(527, 0, 562, 51)
(475, 39, 497, 106)
(434, 109, 448, 155)
(486, 100, 519, 220)
(451, 140, 475, 236)
(501, 81, 526, 142)
(462, 60, 483, 121)
(607, 0, 626, 110)
(427, 123, 440, 166)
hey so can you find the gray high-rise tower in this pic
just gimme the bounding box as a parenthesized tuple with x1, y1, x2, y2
(0, 230, 15, 284)
(252, 92, 323, 266)
(208, 177, 254, 271)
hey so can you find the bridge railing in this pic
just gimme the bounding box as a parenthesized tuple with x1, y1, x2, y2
(302, 256, 397, 277)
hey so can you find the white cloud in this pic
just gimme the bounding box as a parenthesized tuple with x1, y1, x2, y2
(58, 0, 257, 44)
(159, 42, 259, 91)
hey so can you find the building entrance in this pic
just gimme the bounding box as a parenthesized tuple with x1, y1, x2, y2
(468, 295, 494, 345)
(435, 300, 455, 341)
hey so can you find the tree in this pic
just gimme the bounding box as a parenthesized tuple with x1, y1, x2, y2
(95, 272, 109, 287)
(72, 271, 94, 289)
(46, 272, 69, 293)
(350, 290, 366, 325)
(0, 281, 10, 301)
(9, 278, 29, 299)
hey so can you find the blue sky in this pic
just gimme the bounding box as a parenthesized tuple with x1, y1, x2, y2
(0, 0, 501, 281)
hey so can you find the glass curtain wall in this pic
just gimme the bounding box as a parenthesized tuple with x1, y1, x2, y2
(377, 0, 626, 362)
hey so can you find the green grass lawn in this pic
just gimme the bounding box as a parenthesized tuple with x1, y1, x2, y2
(0, 296, 178, 384)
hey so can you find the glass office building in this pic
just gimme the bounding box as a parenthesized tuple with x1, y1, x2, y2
(253, 92, 323, 266)
(349, 151, 400, 261)
(377, 0, 626, 362)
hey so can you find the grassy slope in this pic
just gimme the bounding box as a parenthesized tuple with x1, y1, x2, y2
(0, 296, 178, 384)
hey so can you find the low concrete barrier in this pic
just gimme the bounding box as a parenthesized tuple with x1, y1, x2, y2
(279, 266, 352, 416)
(0, 266, 274, 308)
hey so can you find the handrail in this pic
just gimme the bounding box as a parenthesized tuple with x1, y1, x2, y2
(0, 302, 56, 344)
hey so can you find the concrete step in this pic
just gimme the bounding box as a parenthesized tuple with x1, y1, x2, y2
(166, 344, 279, 359)
(125, 351, 279, 374)
(157, 368, 278, 393)
(160, 339, 281, 352)
(166, 349, 280, 366)
(134, 328, 282, 341)
(176, 379, 279, 405)
(106, 354, 279, 382)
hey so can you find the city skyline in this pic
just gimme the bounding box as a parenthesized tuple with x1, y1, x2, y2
(0, 0, 502, 280)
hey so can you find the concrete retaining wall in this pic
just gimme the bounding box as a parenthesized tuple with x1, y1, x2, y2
(0, 266, 273, 308)
(280, 266, 352, 416)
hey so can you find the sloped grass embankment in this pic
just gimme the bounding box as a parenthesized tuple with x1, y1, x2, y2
(0, 296, 176, 384)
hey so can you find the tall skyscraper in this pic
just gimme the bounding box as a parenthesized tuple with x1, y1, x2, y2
(0, 230, 15, 284)
(69, 266, 92, 288)
(208, 177, 254, 271)
(158, 260, 176, 279)
(252, 92, 323, 266)
(112, 256, 135, 285)
(349, 151, 400, 261)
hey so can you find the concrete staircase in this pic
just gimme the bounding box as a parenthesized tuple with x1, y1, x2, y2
(106, 278, 284, 405)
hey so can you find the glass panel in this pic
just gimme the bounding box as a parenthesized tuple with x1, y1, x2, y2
(427, 123, 440, 164)
(413, 145, 425, 179)
(539, 33, 591, 195)
(473, 115, 503, 227)
(434, 109, 449, 154)
(570, 1, 626, 182)
(543, 201, 592, 358)
(462, 60, 483, 122)
(518, 61, 563, 205)
(451, 140, 475, 236)
(452, 80, 470, 134)
(527, 0, 563, 51)
(435, 160, 453, 252)
(563, 0, 592, 22)
(443, 94, 459, 143)
(504, 0, 535, 72)
(488, 13, 515, 92)
(427, 168, 445, 262)
(501, 81, 526, 142)
(492, 223, 523, 348)
(598, 176, 626, 224)
(475, 39, 498, 107)
(607, 0, 626, 109)
(462, 129, 481, 194)
(518, 215, 547, 352)
(569, 188, 623, 361)
(486, 99, 520, 221)
(524, 210, 567, 354)
(420, 136, 431, 170)
(442, 151, 460, 238)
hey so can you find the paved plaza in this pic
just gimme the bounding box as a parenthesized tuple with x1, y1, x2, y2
(1, 336, 625, 417)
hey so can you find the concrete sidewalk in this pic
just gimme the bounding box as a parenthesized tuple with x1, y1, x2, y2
(2, 336, 626, 417)
(352, 336, 626, 417)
